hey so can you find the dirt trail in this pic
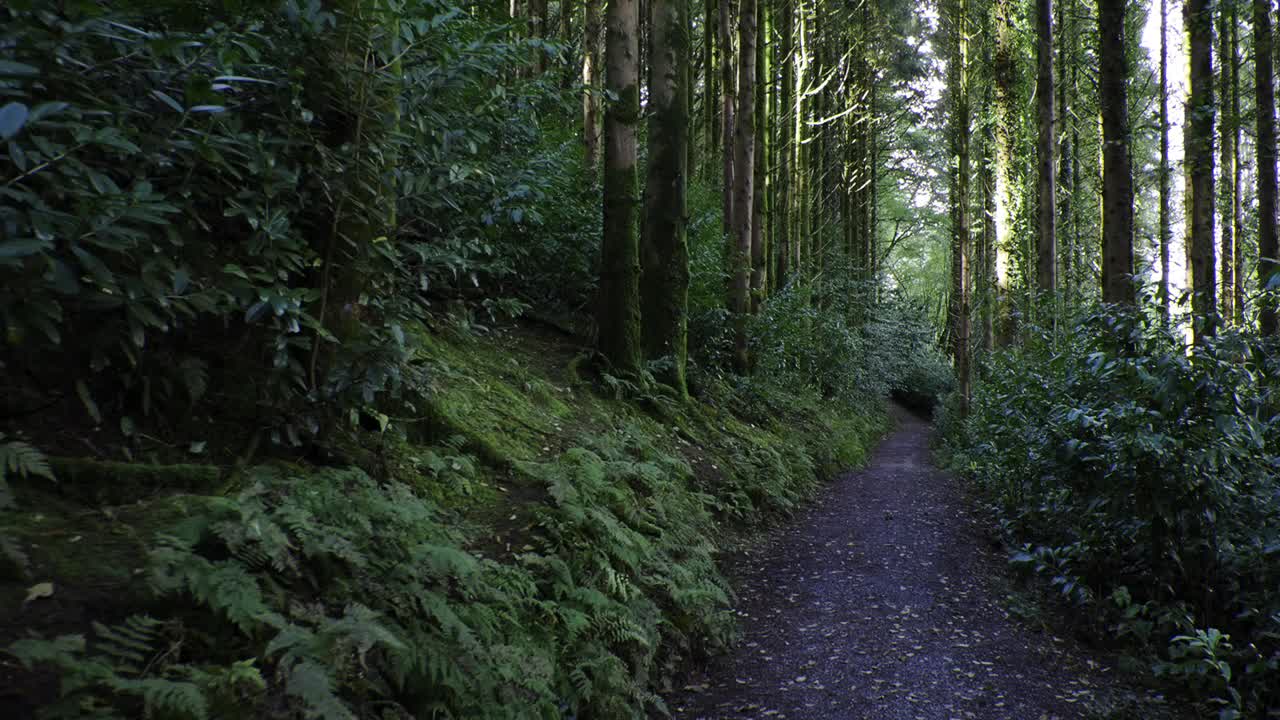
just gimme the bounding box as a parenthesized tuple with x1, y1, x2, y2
(667, 404, 1157, 720)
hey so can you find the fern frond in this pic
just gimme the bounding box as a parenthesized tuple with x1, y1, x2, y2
(110, 677, 208, 720)
(285, 660, 356, 720)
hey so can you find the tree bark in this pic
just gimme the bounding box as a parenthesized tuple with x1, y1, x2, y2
(731, 0, 757, 371)
(1219, 0, 1236, 324)
(1036, 0, 1057, 297)
(1259, 0, 1279, 335)
(1098, 0, 1134, 305)
(1159, 0, 1171, 321)
(721, 0, 737, 240)
(597, 0, 643, 373)
(751, 0, 769, 311)
(949, 0, 972, 415)
(583, 0, 602, 169)
(642, 0, 691, 396)
(1185, 0, 1216, 338)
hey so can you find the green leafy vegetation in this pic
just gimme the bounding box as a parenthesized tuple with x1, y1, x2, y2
(945, 309, 1280, 716)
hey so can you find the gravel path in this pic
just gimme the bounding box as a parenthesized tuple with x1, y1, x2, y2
(667, 405, 1147, 720)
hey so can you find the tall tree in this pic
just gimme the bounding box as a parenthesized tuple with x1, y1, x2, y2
(1219, 0, 1237, 324)
(949, 0, 972, 414)
(1158, 0, 1171, 320)
(1098, 0, 1134, 304)
(721, 0, 737, 238)
(730, 0, 758, 371)
(751, 0, 770, 311)
(583, 0, 602, 168)
(641, 0, 691, 395)
(991, 0, 1017, 340)
(1258, 0, 1279, 335)
(776, 0, 794, 285)
(597, 0, 642, 373)
(1185, 0, 1216, 337)
(1036, 0, 1057, 297)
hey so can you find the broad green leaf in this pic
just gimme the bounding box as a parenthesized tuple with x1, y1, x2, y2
(0, 103, 29, 140)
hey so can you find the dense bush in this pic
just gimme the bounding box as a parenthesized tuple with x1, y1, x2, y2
(747, 270, 952, 406)
(949, 307, 1280, 716)
(0, 0, 580, 443)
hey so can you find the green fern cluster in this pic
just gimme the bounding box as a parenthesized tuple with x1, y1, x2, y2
(6, 390, 873, 720)
(9, 615, 266, 720)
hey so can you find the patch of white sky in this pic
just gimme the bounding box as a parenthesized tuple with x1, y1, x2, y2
(1141, 0, 1190, 293)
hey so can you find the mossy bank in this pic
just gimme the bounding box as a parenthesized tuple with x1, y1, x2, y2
(0, 324, 887, 720)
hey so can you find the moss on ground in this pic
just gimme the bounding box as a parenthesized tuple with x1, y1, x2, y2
(0, 322, 890, 719)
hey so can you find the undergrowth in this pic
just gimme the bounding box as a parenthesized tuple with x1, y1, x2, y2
(944, 307, 1280, 718)
(4, 327, 888, 719)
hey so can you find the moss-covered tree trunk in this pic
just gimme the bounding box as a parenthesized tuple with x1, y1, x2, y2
(1258, 0, 1279, 335)
(641, 0, 691, 396)
(730, 0, 757, 372)
(1098, 0, 1134, 305)
(597, 0, 642, 374)
(1185, 0, 1216, 338)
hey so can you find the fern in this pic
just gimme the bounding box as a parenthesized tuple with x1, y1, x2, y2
(0, 432, 54, 510)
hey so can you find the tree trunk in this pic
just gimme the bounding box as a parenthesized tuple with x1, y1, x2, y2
(597, 0, 643, 373)
(1036, 0, 1057, 298)
(642, 0, 691, 396)
(731, 0, 757, 372)
(992, 0, 1017, 341)
(751, 0, 769, 311)
(721, 0, 737, 240)
(1259, 0, 1279, 335)
(949, 0, 972, 416)
(980, 85, 997, 353)
(1057, 0, 1072, 301)
(1098, 0, 1134, 305)
(1186, 0, 1216, 338)
(583, 0, 602, 169)
(776, 0, 793, 285)
(1159, 0, 1171, 321)
(1219, 0, 1236, 325)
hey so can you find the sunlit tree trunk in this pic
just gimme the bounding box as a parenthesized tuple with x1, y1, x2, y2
(597, 0, 642, 373)
(642, 0, 690, 395)
(1185, 0, 1216, 338)
(980, 84, 997, 353)
(731, 0, 757, 371)
(1258, 0, 1279, 335)
(1098, 0, 1134, 304)
(1036, 0, 1057, 299)
(583, 0, 602, 168)
(991, 0, 1016, 341)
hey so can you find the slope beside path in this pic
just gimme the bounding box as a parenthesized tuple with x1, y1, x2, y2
(667, 404, 1176, 720)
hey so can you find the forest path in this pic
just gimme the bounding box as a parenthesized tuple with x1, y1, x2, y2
(667, 404, 1144, 720)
